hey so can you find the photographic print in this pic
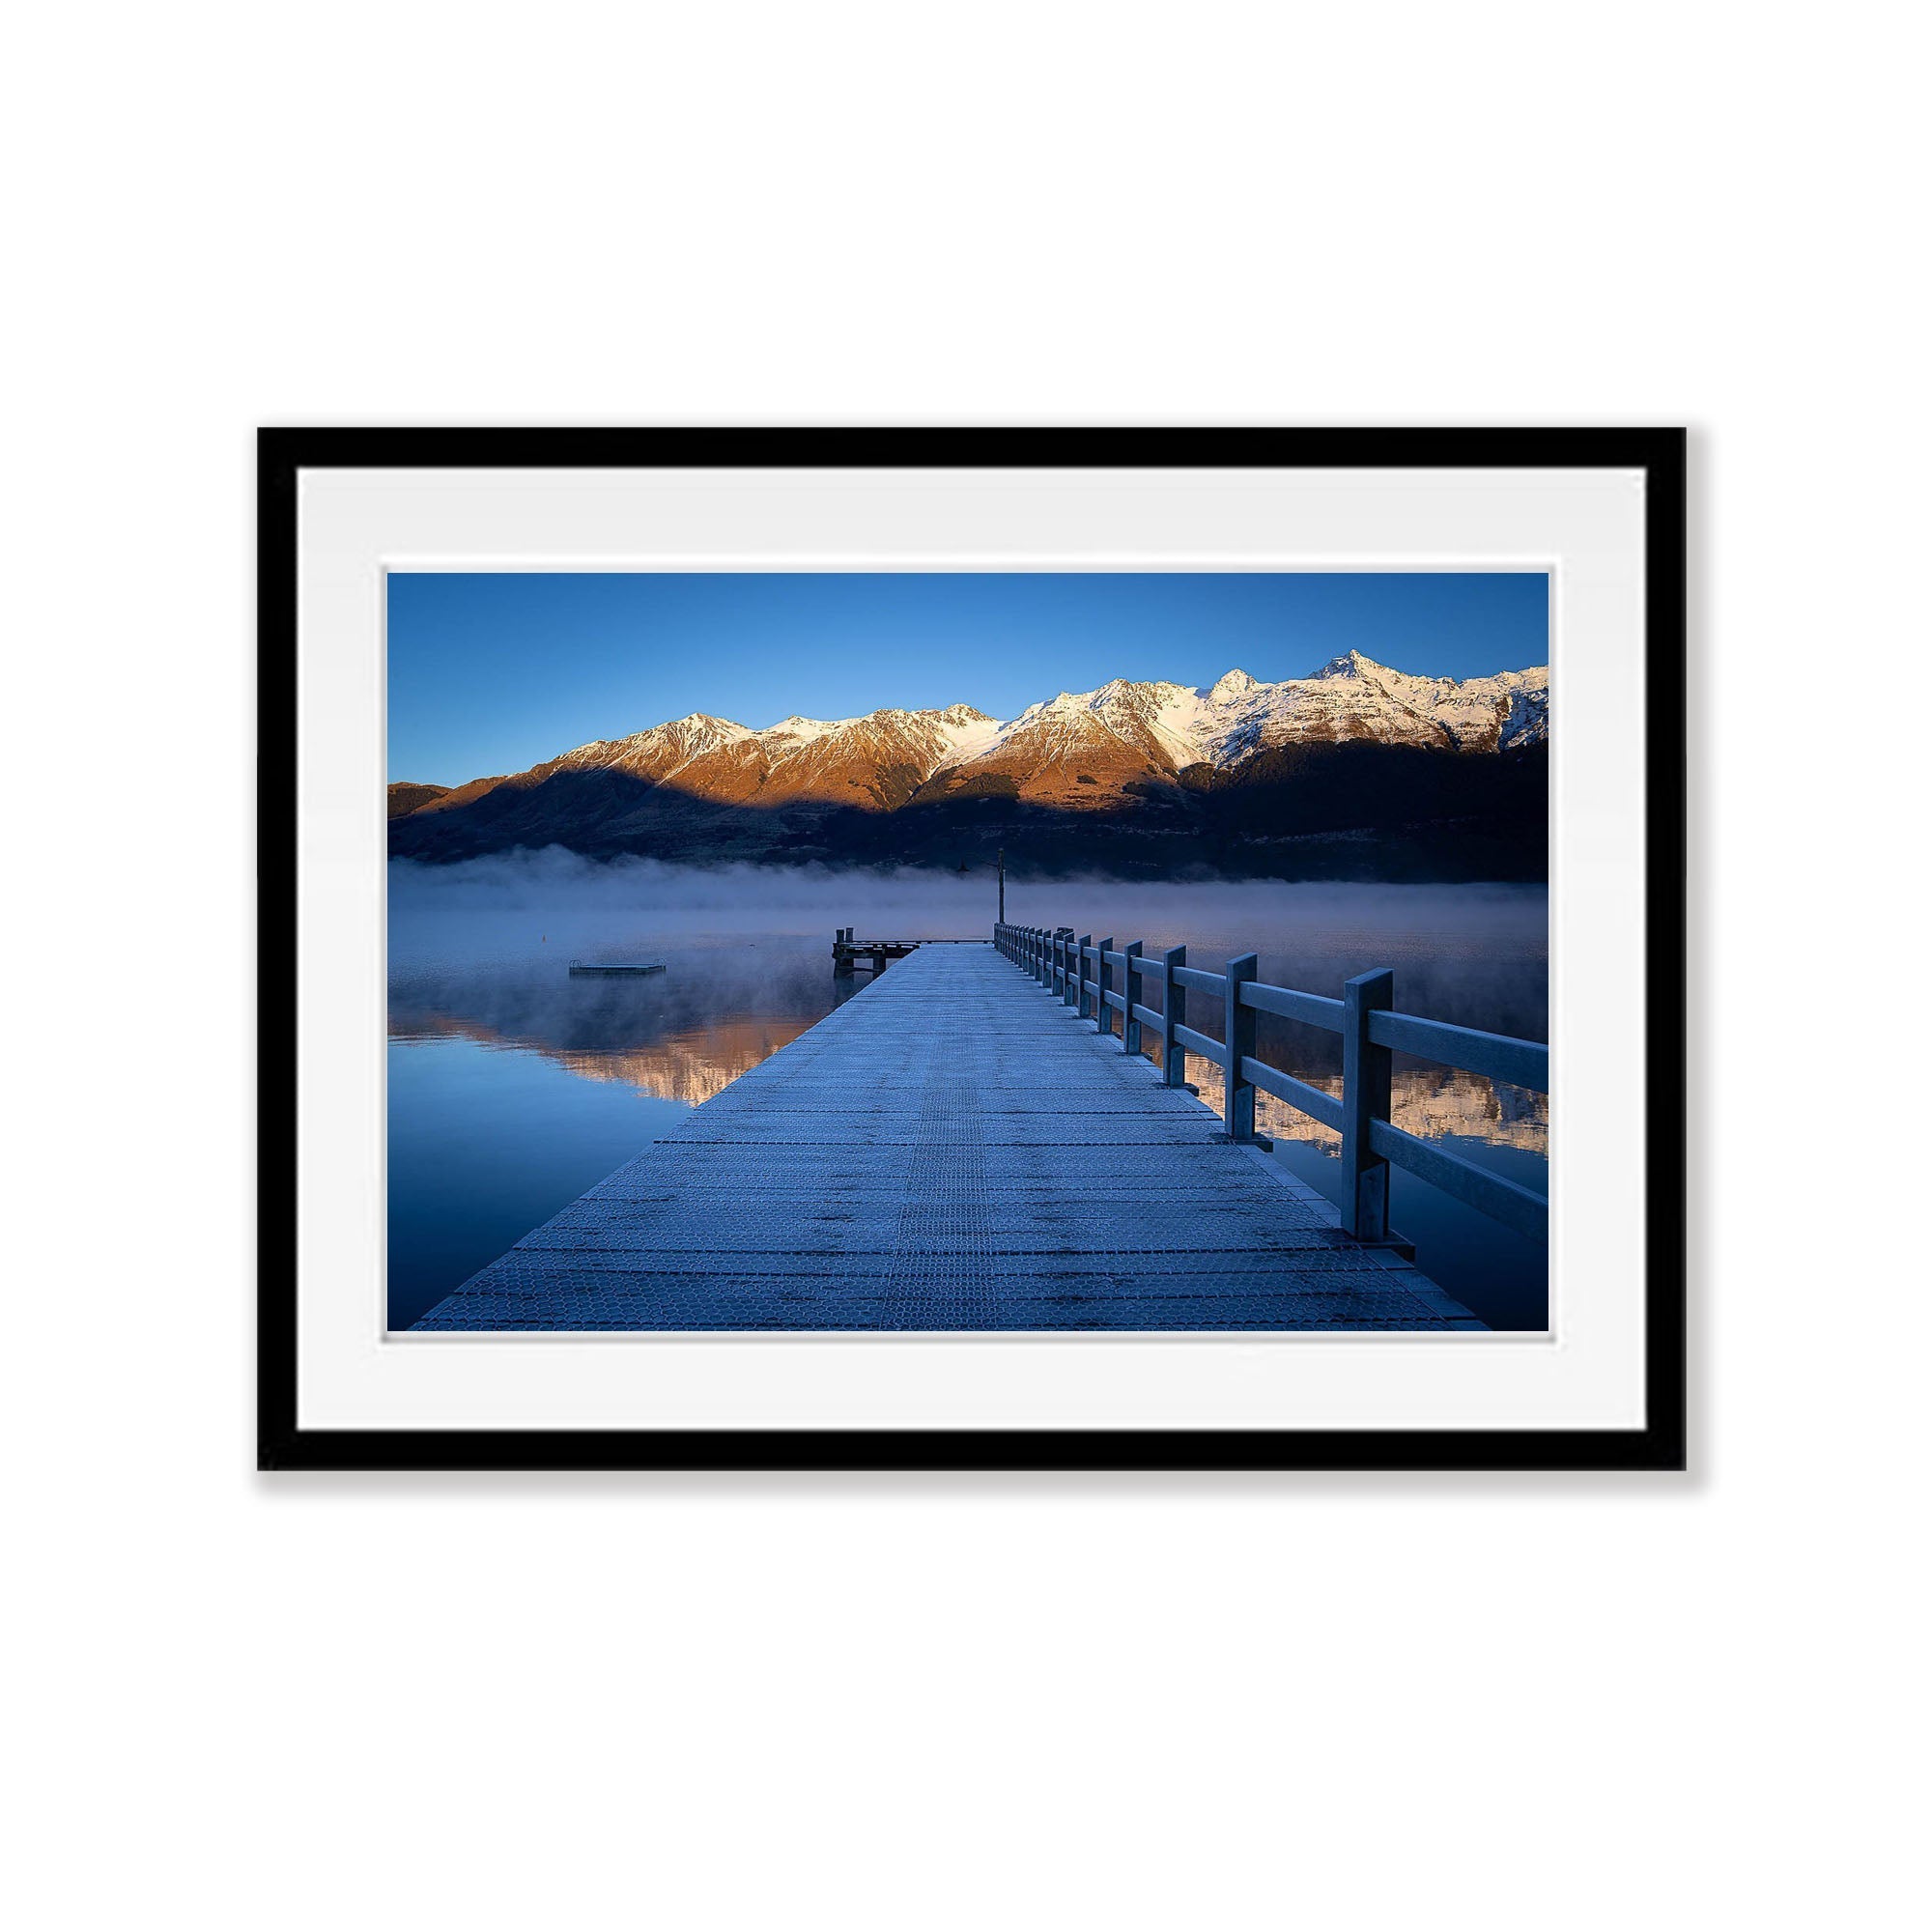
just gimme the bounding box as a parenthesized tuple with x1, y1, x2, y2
(386, 570, 1551, 1337)
(262, 428, 1684, 1469)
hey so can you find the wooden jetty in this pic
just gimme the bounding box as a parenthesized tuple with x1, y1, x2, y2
(996, 922, 1550, 1247)
(568, 961, 666, 978)
(413, 935, 1514, 1332)
(831, 927, 980, 977)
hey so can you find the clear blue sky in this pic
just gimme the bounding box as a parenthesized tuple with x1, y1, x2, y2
(387, 571, 1548, 783)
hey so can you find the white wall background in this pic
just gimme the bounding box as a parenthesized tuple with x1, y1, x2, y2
(6, 4, 1923, 1927)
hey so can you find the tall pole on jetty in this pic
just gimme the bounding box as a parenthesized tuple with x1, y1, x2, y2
(997, 848, 1006, 926)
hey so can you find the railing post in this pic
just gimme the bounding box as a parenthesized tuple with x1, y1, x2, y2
(1122, 941, 1144, 1053)
(1094, 936, 1114, 1037)
(1226, 952, 1258, 1139)
(1076, 936, 1093, 1017)
(1062, 932, 1077, 1007)
(1161, 946, 1186, 1086)
(1341, 968, 1395, 1239)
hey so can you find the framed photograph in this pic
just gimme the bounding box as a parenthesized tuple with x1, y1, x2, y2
(260, 428, 1685, 1471)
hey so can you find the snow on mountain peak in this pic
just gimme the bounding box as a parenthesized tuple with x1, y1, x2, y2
(532, 655, 1547, 807)
(665, 711, 751, 738)
(933, 703, 1004, 760)
(1310, 649, 1386, 681)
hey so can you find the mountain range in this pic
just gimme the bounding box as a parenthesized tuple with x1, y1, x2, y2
(389, 652, 1549, 880)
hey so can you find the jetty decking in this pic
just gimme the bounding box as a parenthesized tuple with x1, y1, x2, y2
(413, 942, 1482, 1332)
(831, 928, 980, 977)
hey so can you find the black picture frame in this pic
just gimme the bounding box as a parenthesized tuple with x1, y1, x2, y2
(258, 427, 1687, 1473)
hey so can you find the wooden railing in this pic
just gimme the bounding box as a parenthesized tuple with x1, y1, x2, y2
(993, 921, 1548, 1246)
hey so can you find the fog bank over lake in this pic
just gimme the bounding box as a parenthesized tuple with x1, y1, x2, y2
(395, 852, 1542, 977)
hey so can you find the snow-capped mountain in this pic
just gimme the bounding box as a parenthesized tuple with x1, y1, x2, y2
(399, 653, 1544, 816)
(972, 652, 1542, 770)
(873, 652, 1545, 810)
(1202, 652, 1548, 759)
(546, 712, 763, 802)
(388, 652, 1548, 876)
(507, 701, 1004, 812)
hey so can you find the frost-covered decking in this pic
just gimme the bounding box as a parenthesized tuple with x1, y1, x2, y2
(412, 942, 1483, 1331)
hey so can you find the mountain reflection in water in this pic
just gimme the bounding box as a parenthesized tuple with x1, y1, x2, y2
(393, 1007, 825, 1108)
(387, 886, 1548, 1331)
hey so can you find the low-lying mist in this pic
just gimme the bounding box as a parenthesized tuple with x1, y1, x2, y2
(390, 849, 1547, 1039)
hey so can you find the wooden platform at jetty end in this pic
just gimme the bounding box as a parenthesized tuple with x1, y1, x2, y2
(412, 942, 1484, 1331)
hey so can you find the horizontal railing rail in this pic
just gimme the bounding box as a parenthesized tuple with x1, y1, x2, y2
(1366, 1009, 1549, 1093)
(994, 920, 1548, 1247)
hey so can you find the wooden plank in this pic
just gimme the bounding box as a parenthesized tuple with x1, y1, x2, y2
(1172, 964, 1226, 997)
(1369, 1119, 1549, 1243)
(1341, 969, 1395, 1240)
(1241, 1057, 1345, 1132)
(413, 942, 1486, 1333)
(1368, 1009, 1550, 1092)
(1171, 1021, 1226, 1068)
(1161, 945, 1187, 1089)
(1226, 953, 1259, 1141)
(1238, 980, 1345, 1032)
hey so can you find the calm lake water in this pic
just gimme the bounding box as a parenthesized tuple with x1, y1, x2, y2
(388, 866, 1548, 1330)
